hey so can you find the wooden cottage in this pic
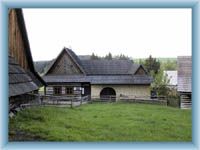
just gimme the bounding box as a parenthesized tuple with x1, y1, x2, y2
(9, 9, 46, 111)
(177, 56, 192, 109)
(43, 48, 152, 100)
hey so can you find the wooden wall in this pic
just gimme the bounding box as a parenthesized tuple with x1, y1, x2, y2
(135, 67, 146, 75)
(177, 56, 192, 92)
(45, 85, 82, 96)
(180, 92, 191, 109)
(48, 52, 83, 75)
(9, 9, 29, 70)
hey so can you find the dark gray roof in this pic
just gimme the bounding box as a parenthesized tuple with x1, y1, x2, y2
(81, 59, 139, 75)
(9, 56, 38, 97)
(43, 75, 152, 85)
(42, 48, 152, 85)
(177, 56, 192, 92)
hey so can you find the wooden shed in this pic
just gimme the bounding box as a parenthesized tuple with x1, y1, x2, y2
(177, 56, 192, 109)
(8, 9, 46, 112)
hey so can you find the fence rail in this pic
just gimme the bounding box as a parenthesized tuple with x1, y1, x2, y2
(40, 95, 89, 108)
(18, 94, 168, 109)
(90, 95, 167, 105)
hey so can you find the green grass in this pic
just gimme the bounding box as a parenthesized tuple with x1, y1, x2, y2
(9, 103, 191, 141)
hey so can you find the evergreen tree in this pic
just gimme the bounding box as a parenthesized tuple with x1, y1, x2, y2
(105, 52, 112, 60)
(144, 55, 160, 74)
(91, 53, 100, 60)
(119, 54, 129, 60)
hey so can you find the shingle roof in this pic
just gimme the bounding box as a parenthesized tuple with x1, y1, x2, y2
(67, 48, 85, 73)
(89, 75, 152, 84)
(9, 56, 38, 97)
(177, 56, 192, 92)
(81, 59, 139, 75)
(42, 48, 152, 85)
(43, 75, 152, 85)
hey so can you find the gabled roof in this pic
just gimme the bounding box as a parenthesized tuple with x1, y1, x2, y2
(9, 56, 38, 97)
(44, 48, 145, 76)
(177, 56, 192, 92)
(43, 48, 152, 85)
(43, 75, 152, 85)
(44, 47, 86, 75)
(130, 65, 148, 75)
(81, 59, 138, 75)
(12, 9, 46, 87)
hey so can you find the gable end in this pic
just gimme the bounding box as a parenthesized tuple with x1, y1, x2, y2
(134, 65, 147, 75)
(46, 49, 84, 75)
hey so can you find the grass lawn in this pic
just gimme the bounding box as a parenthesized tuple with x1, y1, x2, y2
(9, 103, 191, 141)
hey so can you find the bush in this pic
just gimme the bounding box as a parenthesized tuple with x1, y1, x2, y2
(167, 95, 180, 108)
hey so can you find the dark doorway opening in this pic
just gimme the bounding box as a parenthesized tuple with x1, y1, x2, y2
(82, 83, 91, 96)
(100, 87, 116, 101)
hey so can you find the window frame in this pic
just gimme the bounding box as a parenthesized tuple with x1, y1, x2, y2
(53, 86, 62, 95)
(65, 86, 73, 95)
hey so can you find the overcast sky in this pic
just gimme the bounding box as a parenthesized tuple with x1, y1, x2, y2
(23, 8, 192, 61)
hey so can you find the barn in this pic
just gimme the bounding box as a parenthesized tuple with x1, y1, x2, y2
(177, 56, 192, 109)
(8, 9, 46, 112)
(43, 48, 152, 100)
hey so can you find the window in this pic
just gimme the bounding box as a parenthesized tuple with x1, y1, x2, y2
(54, 86, 62, 95)
(66, 87, 73, 95)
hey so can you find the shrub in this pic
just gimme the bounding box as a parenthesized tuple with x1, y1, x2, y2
(167, 95, 180, 108)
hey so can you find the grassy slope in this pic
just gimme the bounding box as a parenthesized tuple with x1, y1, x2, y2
(9, 103, 191, 141)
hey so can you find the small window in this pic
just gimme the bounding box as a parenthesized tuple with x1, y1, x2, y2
(54, 86, 62, 95)
(66, 87, 73, 95)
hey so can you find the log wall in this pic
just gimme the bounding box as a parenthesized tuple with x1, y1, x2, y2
(8, 9, 29, 70)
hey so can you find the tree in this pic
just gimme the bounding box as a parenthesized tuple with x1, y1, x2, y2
(119, 54, 129, 60)
(150, 68, 170, 96)
(138, 59, 145, 66)
(144, 55, 160, 74)
(143, 55, 171, 97)
(161, 60, 177, 70)
(114, 54, 130, 60)
(91, 53, 100, 60)
(105, 52, 112, 60)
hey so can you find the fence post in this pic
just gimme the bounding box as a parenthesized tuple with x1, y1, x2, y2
(40, 96, 43, 105)
(71, 99, 73, 108)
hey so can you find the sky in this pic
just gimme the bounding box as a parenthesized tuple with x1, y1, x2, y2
(23, 8, 192, 61)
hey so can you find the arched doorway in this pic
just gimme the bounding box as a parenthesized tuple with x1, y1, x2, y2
(100, 87, 116, 101)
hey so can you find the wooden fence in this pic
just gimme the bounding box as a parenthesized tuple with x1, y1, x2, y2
(9, 94, 171, 118)
(90, 95, 167, 106)
(18, 94, 89, 108)
(40, 95, 89, 108)
(19, 94, 168, 108)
